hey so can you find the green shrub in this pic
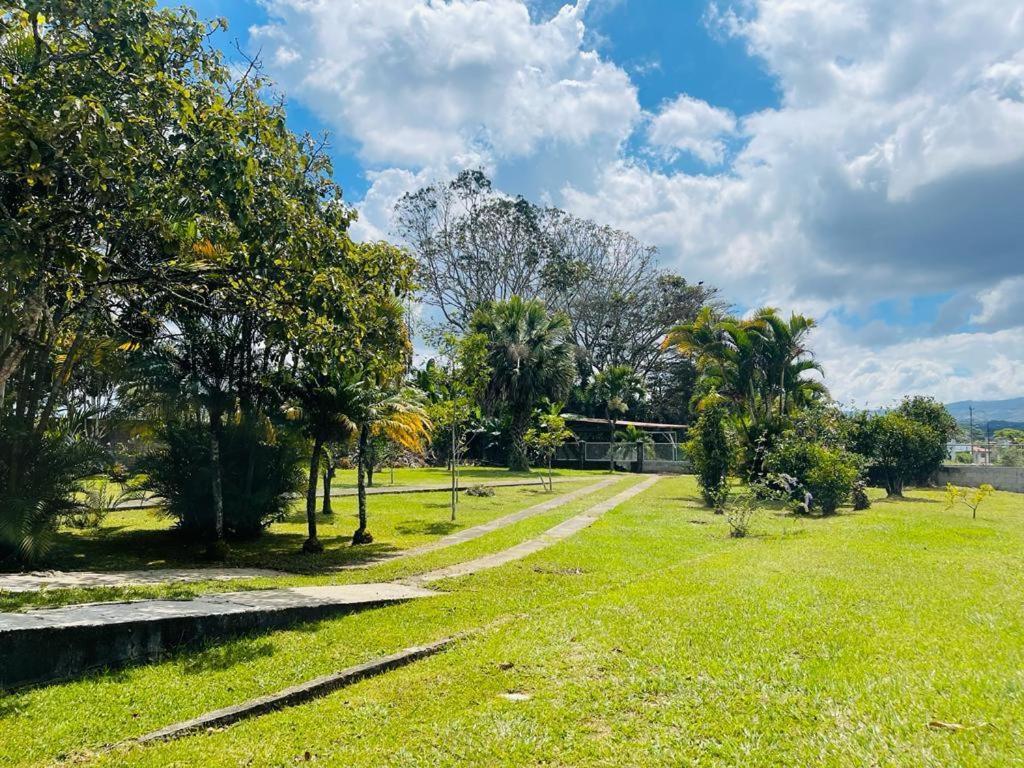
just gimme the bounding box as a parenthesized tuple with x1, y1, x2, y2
(765, 440, 861, 515)
(140, 419, 303, 540)
(804, 449, 861, 515)
(0, 424, 97, 564)
(686, 400, 732, 512)
(998, 446, 1024, 468)
(851, 480, 871, 511)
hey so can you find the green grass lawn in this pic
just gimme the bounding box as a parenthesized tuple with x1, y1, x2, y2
(2, 476, 1023, 766)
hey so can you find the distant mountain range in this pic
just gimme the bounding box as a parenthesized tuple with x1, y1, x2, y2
(945, 397, 1024, 428)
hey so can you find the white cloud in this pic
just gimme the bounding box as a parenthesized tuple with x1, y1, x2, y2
(812, 319, 1024, 408)
(970, 276, 1024, 331)
(252, 0, 640, 168)
(647, 94, 737, 165)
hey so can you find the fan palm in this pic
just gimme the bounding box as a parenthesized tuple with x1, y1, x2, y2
(470, 297, 575, 472)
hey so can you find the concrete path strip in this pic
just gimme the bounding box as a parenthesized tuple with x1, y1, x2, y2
(0, 584, 435, 631)
(0, 567, 282, 594)
(1, 477, 615, 593)
(128, 637, 458, 745)
(115, 475, 584, 510)
(402, 475, 661, 585)
(335, 474, 623, 570)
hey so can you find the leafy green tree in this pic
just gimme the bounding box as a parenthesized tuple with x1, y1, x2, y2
(419, 332, 490, 520)
(867, 413, 938, 497)
(893, 396, 957, 482)
(995, 428, 1024, 444)
(686, 397, 732, 512)
(471, 297, 575, 472)
(588, 365, 645, 473)
(525, 403, 574, 491)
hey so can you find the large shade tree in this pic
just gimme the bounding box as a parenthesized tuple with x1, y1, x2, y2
(470, 297, 575, 472)
(394, 171, 717, 424)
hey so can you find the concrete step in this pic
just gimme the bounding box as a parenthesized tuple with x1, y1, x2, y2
(0, 584, 435, 690)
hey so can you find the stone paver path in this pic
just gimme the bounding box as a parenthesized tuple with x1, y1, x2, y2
(335, 474, 622, 570)
(403, 475, 661, 585)
(0, 567, 281, 594)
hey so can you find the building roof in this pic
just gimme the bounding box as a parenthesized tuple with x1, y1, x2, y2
(563, 415, 689, 431)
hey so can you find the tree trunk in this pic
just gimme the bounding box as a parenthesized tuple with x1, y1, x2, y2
(321, 463, 334, 515)
(547, 455, 554, 493)
(205, 404, 228, 560)
(608, 419, 616, 474)
(352, 425, 373, 544)
(451, 417, 458, 521)
(885, 470, 904, 498)
(367, 463, 375, 488)
(508, 407, 531, 472)
(303, 435, 324, 553)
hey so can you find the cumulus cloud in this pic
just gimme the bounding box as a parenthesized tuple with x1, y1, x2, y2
(813, 319, 1024, 408)
(970, 276, 1024, 332)
(252, 0, 639, 168)
(647, 94, 737, 165)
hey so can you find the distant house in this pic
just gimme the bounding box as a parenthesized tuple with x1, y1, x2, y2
(559, 416, 689, 472)
(562, 416, 687, 445)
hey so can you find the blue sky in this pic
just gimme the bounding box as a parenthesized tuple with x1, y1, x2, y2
(175, 0, 1024, 407)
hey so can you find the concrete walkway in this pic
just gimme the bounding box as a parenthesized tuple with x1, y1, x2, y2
(335, 474, 623, 570)
(403, 475, 660, 585)
(0, 584, 435, 689)
(0, 567, 281, 594)
(1, 477, 614, 594)
(115, 475, 584, 510)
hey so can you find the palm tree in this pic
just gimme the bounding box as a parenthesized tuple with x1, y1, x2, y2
(286, 367, 361, 554)
(751, 308, 825, 418)
(666, 307, 826, 475)
(349, 385, 431, 544)
(588, 365, 646, 472)
(470, 297, 575, 472)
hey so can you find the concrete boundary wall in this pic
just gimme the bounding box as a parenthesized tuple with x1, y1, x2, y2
(935, 465, 1024, 493)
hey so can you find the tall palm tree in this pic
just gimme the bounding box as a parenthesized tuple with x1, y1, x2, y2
(666, 306, 826, 442)
(471, 297, 575, 472)
(752, 308, 826, 418)
(588, 364, 646, 472)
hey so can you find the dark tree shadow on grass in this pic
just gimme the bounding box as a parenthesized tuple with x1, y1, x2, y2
(394, 521, 460, 537)
(181, 637, 276, 674)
